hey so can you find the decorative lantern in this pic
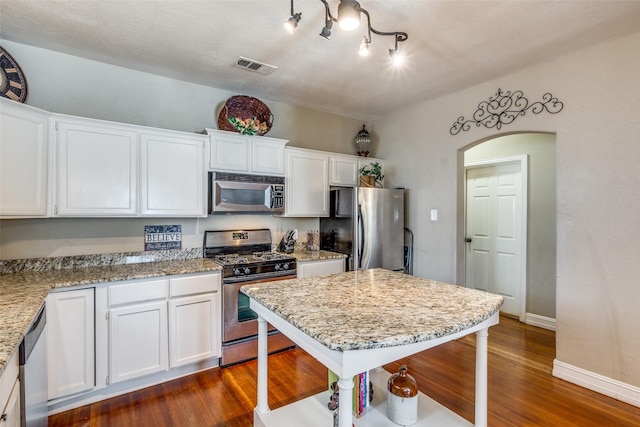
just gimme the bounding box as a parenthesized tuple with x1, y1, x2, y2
(354, 124, 372, 157)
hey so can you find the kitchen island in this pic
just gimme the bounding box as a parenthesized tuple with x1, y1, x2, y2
(242, 268, 504, 427)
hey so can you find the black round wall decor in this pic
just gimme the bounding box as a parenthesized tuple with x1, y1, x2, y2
(0, 46, 28, 103)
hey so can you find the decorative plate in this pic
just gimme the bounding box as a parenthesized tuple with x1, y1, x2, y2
(0, 46, 28, 103)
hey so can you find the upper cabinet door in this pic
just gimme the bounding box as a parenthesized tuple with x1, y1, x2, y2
(0, 99, 50, 217)
(207, 129, 287, 176)
(55, 117, 138, 216)
(208, 131, 251, 172)
(250, 137, 287, 176)
(330, 155, 358, 187)
(284, 148, 329, 217)
(140, 132, 206, 217)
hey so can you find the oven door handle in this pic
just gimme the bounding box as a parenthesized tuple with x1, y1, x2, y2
(224, 271, 297, 284)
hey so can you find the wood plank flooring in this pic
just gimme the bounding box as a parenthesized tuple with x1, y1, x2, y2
(49, 315, 640, 426)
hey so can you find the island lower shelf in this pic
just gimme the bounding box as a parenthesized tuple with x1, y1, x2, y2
(255, 368, 473, 427)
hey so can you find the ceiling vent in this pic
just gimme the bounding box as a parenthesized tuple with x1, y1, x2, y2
(233, 57, 278, 75)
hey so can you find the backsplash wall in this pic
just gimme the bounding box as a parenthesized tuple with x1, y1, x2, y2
(0, 216, 318, 261)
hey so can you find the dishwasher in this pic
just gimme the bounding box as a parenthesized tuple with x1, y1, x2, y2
(19, 303, 47, 427)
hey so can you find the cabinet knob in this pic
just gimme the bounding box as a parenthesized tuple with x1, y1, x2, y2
(465, 237, 472, 243)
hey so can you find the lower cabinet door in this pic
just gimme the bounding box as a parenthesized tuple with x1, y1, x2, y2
(109, 301, 168, 384)
(168, 293, 220, 368)
(47, 289, 95, 400)
(0, 378, 20, 427)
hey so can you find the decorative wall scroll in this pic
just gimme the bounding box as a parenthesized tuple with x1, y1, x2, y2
(450, 89, 563, 135)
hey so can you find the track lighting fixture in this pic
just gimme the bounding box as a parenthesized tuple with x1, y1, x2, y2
(283, 0, 302, 34)
(319, 5, 333, 39)
(358, 36, 370, 57)
(284, 0, 408, 63)
(388, 34, 405, 66)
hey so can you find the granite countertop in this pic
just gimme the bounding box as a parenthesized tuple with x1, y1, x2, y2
(0, 257, 221, 379)
(242, 268, 504, 352)
(290, 250, 348, 262)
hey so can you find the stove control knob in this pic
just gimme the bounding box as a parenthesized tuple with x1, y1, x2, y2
(233, 268, 241, 276)
(243, 267, 250, 275)
(275, 264, 281, 271)
(283, 263, 289, 270)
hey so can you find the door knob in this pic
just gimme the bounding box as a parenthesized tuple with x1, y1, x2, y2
(465, 237, 472, 243)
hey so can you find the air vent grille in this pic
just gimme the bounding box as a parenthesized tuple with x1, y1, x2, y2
(233, 57, 278, 75)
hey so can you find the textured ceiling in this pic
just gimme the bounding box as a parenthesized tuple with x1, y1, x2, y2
(1, 0, 640, 121)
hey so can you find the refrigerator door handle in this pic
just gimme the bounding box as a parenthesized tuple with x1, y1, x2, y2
(358, 204, 364, 269)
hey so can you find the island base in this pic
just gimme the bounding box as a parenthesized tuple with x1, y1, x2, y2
(254, 368, 473, 427)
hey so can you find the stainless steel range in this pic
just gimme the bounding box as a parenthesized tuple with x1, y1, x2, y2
(204, 229, 296, 367)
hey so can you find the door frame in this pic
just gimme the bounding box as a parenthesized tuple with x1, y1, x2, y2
(464, 155, 528, 321)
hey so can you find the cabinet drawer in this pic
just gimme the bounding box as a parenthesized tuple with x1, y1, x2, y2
(170, 274, 219, 297)
(109, 279, 168, 306)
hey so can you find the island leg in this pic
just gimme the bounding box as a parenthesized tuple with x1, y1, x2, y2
(475, 327, 489, 427)
(338, 376, 354, 427)
(255, 316, 270, 418)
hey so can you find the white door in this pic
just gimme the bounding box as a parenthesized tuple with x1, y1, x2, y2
(465, 158, 527, 318)
(168, 293, 219, 368)
(47, 288, 95, 399)
(139, 132, 205, 216)
(109, 301, 168, 384)
(56, 118, 138, 216)
(284, 148, 329, 217)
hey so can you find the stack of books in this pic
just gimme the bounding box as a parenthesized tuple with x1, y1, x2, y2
(328, 369, 371, 418)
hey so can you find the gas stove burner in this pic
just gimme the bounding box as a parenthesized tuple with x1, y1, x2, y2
(253, 251, 287, 261)
(215, 254, 249, 265)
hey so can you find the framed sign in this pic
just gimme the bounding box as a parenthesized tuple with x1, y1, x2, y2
(144, 225, 182, 251)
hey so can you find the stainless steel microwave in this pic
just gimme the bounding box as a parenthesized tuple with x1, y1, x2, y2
(209, 172, 285, 214)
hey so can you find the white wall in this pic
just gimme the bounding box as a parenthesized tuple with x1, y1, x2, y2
(0, 40, 363, 154)
(465, 133, 556, 319)
(373, 31, 640, 391)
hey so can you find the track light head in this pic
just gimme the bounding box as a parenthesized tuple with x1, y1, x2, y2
(358, 37, 370, 57)
(319, 18, 333, 40)
(283, 12, 302, 34)
(338, 0, 361, 31)
(389, 48, 404, 66)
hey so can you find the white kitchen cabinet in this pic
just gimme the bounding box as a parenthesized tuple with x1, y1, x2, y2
(0, 98, 50, 218)
(55, 116, 138, 216)
(108, 279, 169, 384)
(297, 258, 345, 279)
(206, 129, 288, 176)
(284, 147, 330, 217)
(330, 155, 358, 186)
(168, 273, 221, 368)
(0, 350, 20, 427)
(47, 288, 95, 400)
(139, 131, 206, 216)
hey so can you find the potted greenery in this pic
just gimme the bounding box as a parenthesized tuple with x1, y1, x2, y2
(359, 162, 384, 187)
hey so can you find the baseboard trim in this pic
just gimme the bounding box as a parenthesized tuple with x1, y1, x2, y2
(553, 360, 640, 408)
(524, 312, 556, 331)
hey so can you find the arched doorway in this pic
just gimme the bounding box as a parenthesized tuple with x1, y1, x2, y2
(458, 132, 557, 329)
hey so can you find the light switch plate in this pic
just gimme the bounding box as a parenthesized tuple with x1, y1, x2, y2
(430, 209, 438, 221)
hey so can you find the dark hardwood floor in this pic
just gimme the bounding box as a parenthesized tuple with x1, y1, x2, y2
(49, 315, 640, 426)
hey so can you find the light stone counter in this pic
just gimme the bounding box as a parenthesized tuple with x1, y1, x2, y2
(241, 268, 503, 352)
(289, 249, 348, 262)
(0, 257, 221, 378)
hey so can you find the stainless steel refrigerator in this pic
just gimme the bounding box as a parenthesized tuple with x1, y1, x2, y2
(320, 187, 405, 272)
